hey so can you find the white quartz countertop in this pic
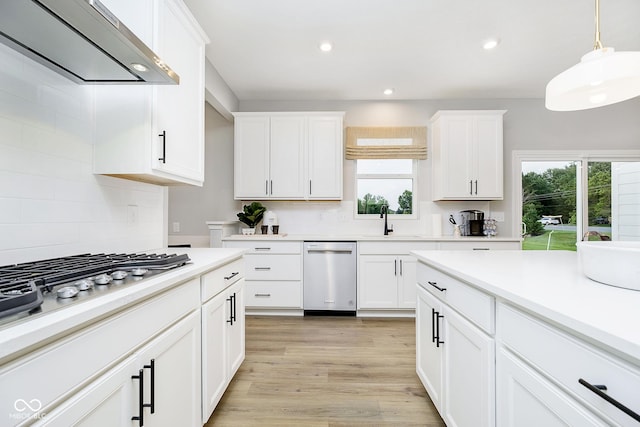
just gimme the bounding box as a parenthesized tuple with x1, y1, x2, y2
(411, 250, 640, 365)
(0, 248, 244, 363)
(224, 233, 520, 242)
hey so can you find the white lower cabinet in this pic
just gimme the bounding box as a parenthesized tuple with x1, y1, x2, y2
(202, 277, 245, 422)
(497, 347, 608, 427)
(497, 302, 640, 427)
(416, 285, 495, 427)
(35, 311, 201, 427)
(223, 241, 302, 314)
(359, 255, 417, 309)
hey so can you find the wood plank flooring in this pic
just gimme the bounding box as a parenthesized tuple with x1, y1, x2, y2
(204, 315, 445, 426)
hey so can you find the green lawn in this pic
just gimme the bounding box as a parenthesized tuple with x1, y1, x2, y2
(523, 230, 577, 251)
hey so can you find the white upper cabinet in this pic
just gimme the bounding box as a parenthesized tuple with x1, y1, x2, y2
(93, 0, 208, 186)
(431, 110, 506, 200)
(233, 112, 344, 200)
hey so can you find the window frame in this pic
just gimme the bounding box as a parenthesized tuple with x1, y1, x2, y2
(354, 158, 419, 219)
(512, 150, 640, 242)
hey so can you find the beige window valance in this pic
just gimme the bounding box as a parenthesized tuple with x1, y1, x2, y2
(345, 126, 427, 160)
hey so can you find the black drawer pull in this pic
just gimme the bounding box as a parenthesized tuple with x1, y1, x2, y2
(428, 281, 447, 292)
(143, 359, 155, 414)
(579, 378, 640, 422)
(224, 272, 239, 280)
(254, 267, 271, 271)
(254, 293, 271, 297)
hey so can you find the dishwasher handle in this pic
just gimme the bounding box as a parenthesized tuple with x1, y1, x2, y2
(306, 248, 353, 254)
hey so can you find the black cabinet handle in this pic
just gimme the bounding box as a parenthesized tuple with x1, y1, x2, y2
(131, 369, 144, 426)
(270, 180, 273, 195)
(394, 259, 397, 276)
(435, 312, 444, 347)
(226, 294, 234, 325)
(143, 359, 155, 414)
(309, 180, 312, 195)
(474, 180, 478, 195)
(231, 292, 237, 323)
(158, 131, 166, 164)
(579, 378, 640, 422)
(224, 272, 239, 280)
(400, 259, 403, 276)
(469, 180, 473, 195)
(265, 180, 268, 195)
(428, 281, 447, 292)
(431, 308, 437, 343)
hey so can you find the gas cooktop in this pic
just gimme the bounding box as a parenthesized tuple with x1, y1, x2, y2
(0, 252, 190, 326)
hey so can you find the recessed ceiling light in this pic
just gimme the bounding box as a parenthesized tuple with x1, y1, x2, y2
(383, 88, 394, 95)
(319, 42, 333, 52)
(483, 38, 500, 50)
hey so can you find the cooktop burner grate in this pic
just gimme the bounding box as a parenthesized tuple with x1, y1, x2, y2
(0, 252, 190, 320)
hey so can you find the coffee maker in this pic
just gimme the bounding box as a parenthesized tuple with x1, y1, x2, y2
(459, 210, 485, 236)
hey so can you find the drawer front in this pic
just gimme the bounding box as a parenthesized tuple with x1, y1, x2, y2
(0, 279, 200, 424)
(224, 241, 302, 254)
(359, 241, 437, 255)
(245, 254, 301, 280)
(438, 241, 520, 251)
(201, 257, 244, 302)
(245, 281, 302, 308)
(417, 263, 495, 334)
(498, 303, 640, 427)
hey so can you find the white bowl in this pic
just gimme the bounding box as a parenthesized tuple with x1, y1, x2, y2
(577, 241, 640, 291)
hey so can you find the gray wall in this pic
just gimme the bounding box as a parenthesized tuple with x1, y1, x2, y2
(168, 103, 240, 240)
(168, 97, 640, 243)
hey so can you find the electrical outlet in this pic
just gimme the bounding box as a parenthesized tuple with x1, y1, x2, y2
(172, 222, 180, 233)
(492, 211, 505, 222)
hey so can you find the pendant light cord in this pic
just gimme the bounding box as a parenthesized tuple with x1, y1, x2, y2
(594, 0, 603, 50)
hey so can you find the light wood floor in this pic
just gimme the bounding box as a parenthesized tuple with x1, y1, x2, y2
(205, 315, 445, 427)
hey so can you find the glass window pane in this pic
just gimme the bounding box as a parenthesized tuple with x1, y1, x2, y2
(356, 159, 413, 175)
(521, 161, 577, 250)
(587, 161, 640, 241)
(357, 178, 413, 214)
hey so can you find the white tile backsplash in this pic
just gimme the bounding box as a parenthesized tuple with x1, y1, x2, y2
(0, 44, 166, 265)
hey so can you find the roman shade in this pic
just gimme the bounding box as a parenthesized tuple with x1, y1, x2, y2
(345, 126, 427, 159)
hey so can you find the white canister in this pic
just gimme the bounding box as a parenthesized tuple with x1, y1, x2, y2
(263, 210, 278, 226)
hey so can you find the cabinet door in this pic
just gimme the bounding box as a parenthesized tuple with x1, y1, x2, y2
(139, 311, 201, 427)
(307, 115, 343, 199)
(416, 286, 444, 411)
(227, 280, 245, 377)
(202, 292, 228, 422)
(442, 306, 495, 427)
(358, 255, 398, 308)
(497, 347, 608, 427)
(397, 256, 418, 308)
(234, 116, 270, 198)
(473, 115, 503, 199)
(269, 116, 306, 198)
(439, 116, 474, 198)
(34, 357, 137, 427)
(153, 0, 205, 183)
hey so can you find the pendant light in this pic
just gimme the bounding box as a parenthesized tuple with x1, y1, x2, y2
(545, 0, 640, 111)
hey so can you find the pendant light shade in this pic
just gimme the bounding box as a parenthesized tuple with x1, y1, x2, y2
(545, 0, 640, 111)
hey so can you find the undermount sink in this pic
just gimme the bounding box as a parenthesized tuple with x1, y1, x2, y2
(577, 241, 640, 291)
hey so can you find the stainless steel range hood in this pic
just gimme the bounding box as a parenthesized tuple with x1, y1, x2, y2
(0, 0, 179, 84)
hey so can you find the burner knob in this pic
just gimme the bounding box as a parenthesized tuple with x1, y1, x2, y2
(57, 286, 79, 299)
(111, 270, 128, 280)
(74, 279, 94, 291)
(94, 274, 113, 285)
(131, 268, 148, 277)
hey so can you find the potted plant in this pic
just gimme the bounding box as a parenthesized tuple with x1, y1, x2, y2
(236, 202, 267, 235)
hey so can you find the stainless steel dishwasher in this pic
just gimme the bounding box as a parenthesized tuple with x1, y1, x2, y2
(303, 241, 357, 314)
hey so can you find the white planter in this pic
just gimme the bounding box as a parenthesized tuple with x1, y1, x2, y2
(241, 227, 256, 235)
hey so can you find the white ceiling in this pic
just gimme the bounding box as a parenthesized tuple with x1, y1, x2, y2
(183, 0, 640, 101)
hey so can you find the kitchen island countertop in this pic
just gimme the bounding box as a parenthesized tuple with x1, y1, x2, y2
(411, 249, 640, 366)
(0, 248, 244, 363)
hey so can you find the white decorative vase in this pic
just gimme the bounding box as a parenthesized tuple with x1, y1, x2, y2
(241, 227, 256, 235)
